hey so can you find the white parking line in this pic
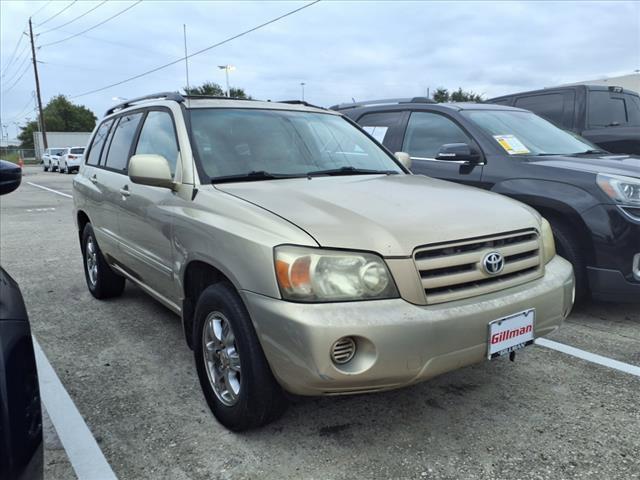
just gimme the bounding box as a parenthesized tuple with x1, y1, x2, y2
(536, 338, 640, 377)
(33, 338, 118, 480)
(26, 181, 73, 199)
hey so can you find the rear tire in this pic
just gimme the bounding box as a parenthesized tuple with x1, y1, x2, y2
(193, 282, 287, 431)
(549, 219, 588, 302)
(81, 223, 125, 299)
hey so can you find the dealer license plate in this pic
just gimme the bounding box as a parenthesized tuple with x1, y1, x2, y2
(487, 309, 535, 359)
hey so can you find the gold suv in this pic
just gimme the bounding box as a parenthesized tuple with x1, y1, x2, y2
(73, 93, 574, 431)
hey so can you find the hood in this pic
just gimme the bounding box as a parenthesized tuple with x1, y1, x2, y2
(215, 174, 539, 256)
(528, 153, 640, 178)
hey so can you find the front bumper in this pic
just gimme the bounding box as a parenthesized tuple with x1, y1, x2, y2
(242, 255, 574, 396)
(587, 266, 640, 302)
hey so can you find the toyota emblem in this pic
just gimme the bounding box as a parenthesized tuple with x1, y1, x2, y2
(483, 252, 504, 275)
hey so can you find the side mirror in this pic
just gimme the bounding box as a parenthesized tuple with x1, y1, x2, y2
(128, 154, 174, 189)
(436, 143, 481, 162)
(0, 160, 22, 196)
(394, 151, 412, 169)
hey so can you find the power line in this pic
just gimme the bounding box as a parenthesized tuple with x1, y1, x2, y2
(1, 63, 31, 96)
(2, 51, 31, 84)
(30, 1, 53, 20)
(71, 0, 322, 99)
(38, 1, 108, 35)
(35, 0, 77, 28)
(39, 1, 142, 48)
(5, 95, 36, 124)
(0, 28, 27, 77)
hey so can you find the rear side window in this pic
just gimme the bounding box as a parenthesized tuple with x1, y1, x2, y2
(402, 112, 471, 158)
(588, 91, 633, 127)
(86, 120, 113, 166)
(515, 93, 564, 125)
(135, 111, 179, 176)
(104, 113, 143, 171)
(358, 111, 403, 145)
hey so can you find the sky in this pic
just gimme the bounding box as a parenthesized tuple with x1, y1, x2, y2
(1, 0, 638, 139)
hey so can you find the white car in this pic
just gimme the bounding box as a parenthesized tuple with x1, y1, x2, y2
(42, 148, 65, 172)
(59, 147, 85, 174)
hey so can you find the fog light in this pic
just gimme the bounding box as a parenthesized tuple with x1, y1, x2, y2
(331, 337, 356, 365)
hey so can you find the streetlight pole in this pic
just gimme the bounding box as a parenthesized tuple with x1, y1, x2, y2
(300, 82, 305, 101)
(218, 65, 235, 97)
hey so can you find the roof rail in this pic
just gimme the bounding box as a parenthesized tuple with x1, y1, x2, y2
(277, 99, 327, 110)
(330, 97, 436, 111)
(105, 92, 185, 116)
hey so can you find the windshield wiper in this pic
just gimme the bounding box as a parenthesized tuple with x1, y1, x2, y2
(572, 149, 608, 155)
(306, 166, 399, 177)
(211, 170, 300, 184)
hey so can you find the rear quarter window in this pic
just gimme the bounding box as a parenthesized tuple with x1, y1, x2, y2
(86, 120, 113, 166)
(588, 91, 628, 127)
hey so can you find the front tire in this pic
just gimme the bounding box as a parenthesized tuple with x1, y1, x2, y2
(81, 223, 125, 299)
(549, 220, 588, 302)
(194, 283, 286, 431)
(43, 165, 49, 172)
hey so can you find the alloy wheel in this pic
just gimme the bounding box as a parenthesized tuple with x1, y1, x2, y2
(202, 311, 242, 406)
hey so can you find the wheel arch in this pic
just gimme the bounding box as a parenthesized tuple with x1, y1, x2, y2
(182, 260, 236, 350)
(76, 210, 91, 245)
(491, 179, 597, 264)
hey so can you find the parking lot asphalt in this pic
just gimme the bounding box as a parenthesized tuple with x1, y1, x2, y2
(1, 166, 639, 480)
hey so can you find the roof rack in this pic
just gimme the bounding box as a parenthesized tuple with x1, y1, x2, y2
(105, 92, 185, 116)
(330, 97, 435, 111)
(277, 99, 327, 110)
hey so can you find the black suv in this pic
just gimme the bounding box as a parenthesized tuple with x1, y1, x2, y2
(487, 85, 640, 155)
(334, 99, 640, 302)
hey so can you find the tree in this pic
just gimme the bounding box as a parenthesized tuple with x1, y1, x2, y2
(183, 81, 251, 99)
(18, 95, 97, 148)
(432, 87, 483, 103)
(432, 87, 450, 103)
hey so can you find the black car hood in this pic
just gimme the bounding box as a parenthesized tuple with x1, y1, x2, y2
(528, 153, 640, 178)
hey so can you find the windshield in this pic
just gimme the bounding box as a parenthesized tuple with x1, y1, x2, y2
(463, 110, 598, 156)
(189, 108, 403, 180)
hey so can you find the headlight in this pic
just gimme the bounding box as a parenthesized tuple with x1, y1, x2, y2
(274, 245, 399, 302)
(541, 218, 556, 264)
(597, 173, 640, 205)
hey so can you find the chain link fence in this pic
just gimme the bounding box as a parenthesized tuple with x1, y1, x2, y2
(0, 147, 38, 164)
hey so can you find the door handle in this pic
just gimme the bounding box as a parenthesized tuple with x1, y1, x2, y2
(90, 174, 98, 184)
(120, 185, 131, 197)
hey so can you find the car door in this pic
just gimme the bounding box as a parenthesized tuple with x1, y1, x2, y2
(117, 108, 180, 301)
(401, 111, 484, 186)
(77, 118, 122, 260)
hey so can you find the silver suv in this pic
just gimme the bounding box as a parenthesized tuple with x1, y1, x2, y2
(73, 93, 574, 431)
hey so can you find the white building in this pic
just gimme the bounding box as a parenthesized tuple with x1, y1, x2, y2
(562, 73, 640, 94)
(33, 131, 92, 159)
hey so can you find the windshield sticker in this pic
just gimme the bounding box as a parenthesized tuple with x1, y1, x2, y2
(363, 126, 388, 143)
(493, 134, 530, 155)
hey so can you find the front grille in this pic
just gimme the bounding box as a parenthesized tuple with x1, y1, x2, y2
(414, 229, 543, 304)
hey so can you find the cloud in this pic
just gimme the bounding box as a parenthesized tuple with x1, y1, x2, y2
(1, 0, 638, 134)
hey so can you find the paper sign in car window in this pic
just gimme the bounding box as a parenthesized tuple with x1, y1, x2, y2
(493, 134, 530, 155)
(363, 126, 389, 144)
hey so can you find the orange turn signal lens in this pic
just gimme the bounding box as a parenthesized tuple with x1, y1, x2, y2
(276, 260, 291, 289)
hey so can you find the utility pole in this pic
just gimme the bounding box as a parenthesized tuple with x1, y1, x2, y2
(300, 82, 305, 101)
(28, 17, 47, 150)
